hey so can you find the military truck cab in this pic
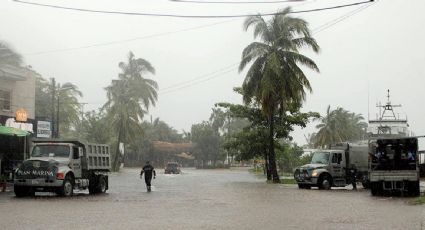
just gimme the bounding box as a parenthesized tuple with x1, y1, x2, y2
(14, 139, 110, 197)
(294, 142, 369, 190)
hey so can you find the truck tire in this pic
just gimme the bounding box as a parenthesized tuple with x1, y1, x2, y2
(409, 181, 420, 197)
(57, 175, 74, 197)
(298, 184, 305, 189)
(371, 182, 382, 196)
(96, 175, 107, 194)
(88, 176, 97, 195)
(318, 175, 331, 190)
(14, 185, 30, 197)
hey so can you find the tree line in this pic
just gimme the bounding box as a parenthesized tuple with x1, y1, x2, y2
(1, 6, 368, 177)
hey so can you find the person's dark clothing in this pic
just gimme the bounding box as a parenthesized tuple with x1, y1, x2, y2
(141, 164, 156, 189)
(349, 167, 357, 190)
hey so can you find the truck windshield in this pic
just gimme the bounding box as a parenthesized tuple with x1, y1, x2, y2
(31, 145, 70, 158)
(311, 152, 330, 164)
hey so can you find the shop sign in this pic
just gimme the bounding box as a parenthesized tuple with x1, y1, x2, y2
(15, 108, 28, 122)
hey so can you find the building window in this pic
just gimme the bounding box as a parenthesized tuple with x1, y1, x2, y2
(0, 90, 11, 111)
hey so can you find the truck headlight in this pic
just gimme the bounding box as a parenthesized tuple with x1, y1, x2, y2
(311, 170, 318, 177)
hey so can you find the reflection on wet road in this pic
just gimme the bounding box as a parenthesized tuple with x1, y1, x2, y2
(0, 168, 424, 229)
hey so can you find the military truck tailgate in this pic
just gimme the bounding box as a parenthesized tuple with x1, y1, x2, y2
(370, 170, 418, 181)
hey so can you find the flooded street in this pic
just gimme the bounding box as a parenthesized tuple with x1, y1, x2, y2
(0, 168, 424, 230)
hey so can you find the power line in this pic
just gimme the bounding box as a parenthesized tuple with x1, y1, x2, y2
(161, 67, 238, 95)
(159, 1, 376, 95)
(23, 0, 317, 56)
(161, 63, 239, 91)
(13, 0, 374, 18)
(169, 0, 305, 4)
(24, 19, 239, 56)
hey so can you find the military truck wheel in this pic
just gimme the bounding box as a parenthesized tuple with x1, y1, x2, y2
(58, 176, 74, 197)
(318, 175, 331, 190)
(298, 184, 305, 189)
(14, 185, 29, 197)
(371, 182, 382, 196)
(408, 181, 420, 197)
(96, 175, 107, 193)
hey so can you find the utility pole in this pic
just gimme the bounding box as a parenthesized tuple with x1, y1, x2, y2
(57, 85, 60, 138)
(51, 78, 56, 138)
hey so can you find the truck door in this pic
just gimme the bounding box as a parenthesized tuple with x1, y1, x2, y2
(331, 152, 345, 185)
(72, 147, 82, 178)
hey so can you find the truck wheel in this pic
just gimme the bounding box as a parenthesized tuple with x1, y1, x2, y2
(88, 176, 97, 195)
(14, 185, 29, 197)
(318, 175, 331, 190)
(58, 176, 74, 197)
(96, 175, 107, 193)
(371, 182, 382, 196)
(409, 181, 420, 197)
(298, 184, 305, 189)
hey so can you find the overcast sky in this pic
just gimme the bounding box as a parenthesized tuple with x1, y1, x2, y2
(1, 0, 425, 147)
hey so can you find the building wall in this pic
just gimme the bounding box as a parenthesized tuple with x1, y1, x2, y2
(0, 67, 36, 119)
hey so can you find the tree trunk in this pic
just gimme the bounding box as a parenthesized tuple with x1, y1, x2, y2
(113, 126, 123, 172)
(264, 148, 271, 180)
(269, 109, 280, 183)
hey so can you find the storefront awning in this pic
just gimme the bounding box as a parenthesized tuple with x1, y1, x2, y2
(0, 125, 29, 137)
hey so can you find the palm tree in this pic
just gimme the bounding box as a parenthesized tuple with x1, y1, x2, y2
(314, 106, 367, 148)
(34, 77, 83, 138)
(239, 7, 320, 182)
(104, 51, 157, 171)
(0, 41, 23, 66)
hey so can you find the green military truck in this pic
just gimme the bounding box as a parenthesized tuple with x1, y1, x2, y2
(369, 137, 420, 196)
(294, 142, 369, 189)
(14, 139, 110, 197)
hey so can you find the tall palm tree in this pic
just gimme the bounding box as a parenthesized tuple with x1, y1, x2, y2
(239, 7, 320, 182)
(104, 51, 157, 171)
(0, 41, 23, 66)
(314, 106, 367, 148)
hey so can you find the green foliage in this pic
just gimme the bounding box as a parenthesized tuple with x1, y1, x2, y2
(280, 178, 297, 184)
(409, 196, 425, 205)
(313, 105, 367, 148)
(276, 143, 311, 173)
(191, 121, 223, 167)
(35, 77, 83, 138)
(103, 51, 158, 171)
(82, 110, 114, 144)
(239, 7, 320, 182)
(217, 95, 318, 164)
(124, 118, 186, 167)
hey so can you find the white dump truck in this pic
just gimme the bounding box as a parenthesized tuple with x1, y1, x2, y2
(14, 139, 110, 197)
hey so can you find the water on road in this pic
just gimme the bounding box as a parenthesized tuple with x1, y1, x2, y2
(0, 168, 424, 230)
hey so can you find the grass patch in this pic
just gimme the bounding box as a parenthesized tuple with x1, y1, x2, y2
(409, 196, 425, 205)
(280, 178, 297, 184)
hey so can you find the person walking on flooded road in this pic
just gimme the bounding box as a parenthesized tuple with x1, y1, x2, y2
(140, 161, 156, 192)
